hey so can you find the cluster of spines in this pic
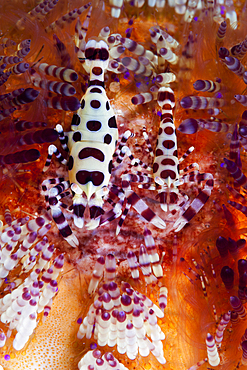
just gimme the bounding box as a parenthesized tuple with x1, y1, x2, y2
(30, 63, 80, 111)
(223, 120, 247, 218)
(0, 212, 64, 351)
(178, 66, 232, 137)
(216, 235, 246, 259)
(0, 35, 61, 166)
(28, 0, 59, 20)
(117, 27, 179, 102)
(179, 250, 235, 367)
(16, 0, 60, 29)
(78, 349, 129, 370)
(0, 37, 31, 89)
(211, 233, 247, 363)
(178, 19, 247, 134)
(127, 227, 164, 284)
(78, 253, 166, 364)
(218, 25, 247, 60)
(107, 0, 237, 26)
(0, 88, 39, 112)
(0, 39, 39, 120)
(2, 6, 87, 122)
(216, 238, 247, 365)
(218, 34, 247, 104)
(45, 2, 91, 33)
